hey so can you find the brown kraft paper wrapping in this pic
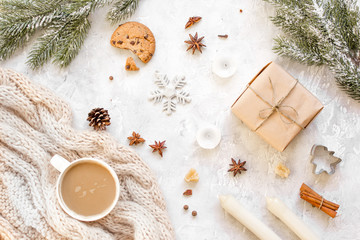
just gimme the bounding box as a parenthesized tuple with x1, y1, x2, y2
(231, 62, 323, 152)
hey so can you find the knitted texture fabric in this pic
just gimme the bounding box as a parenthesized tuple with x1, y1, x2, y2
(0, 68, 174, 240)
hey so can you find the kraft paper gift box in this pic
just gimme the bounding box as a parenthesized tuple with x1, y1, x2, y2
(231, 62, 323, 152)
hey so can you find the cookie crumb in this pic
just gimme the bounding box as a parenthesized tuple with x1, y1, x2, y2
(240, 9, 243, 13)
(125, 57, 139, 71)
(192, 210, 197, 216)
(183, 205, 189, 210)
(109, 76, 114, 80)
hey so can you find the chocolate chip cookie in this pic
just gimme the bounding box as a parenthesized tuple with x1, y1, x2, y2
(110, 22, 155, 63)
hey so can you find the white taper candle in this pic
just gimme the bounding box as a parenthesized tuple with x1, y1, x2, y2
(219, 195, 282, 240)
(266, 197, 320, 240)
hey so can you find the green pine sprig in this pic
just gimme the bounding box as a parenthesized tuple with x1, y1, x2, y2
(0, 0, 139, 69)
(107, 0, 139, 25)
(264, 0, 360, 101)
(0, 0, 62, 61)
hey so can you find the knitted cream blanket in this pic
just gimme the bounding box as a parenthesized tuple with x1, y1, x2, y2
(0, 68, 174, 240)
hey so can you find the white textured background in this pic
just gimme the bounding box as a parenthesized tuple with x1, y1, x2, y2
(1, 0, 360, 239)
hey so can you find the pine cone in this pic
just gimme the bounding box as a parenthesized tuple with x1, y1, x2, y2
(87, 108, 111, 131)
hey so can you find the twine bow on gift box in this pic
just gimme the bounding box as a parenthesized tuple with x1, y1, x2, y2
(247, 77, 304, 131)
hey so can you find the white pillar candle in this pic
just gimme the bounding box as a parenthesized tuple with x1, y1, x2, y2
(219, 195, 282, 240)
(266, 197, 320, 240)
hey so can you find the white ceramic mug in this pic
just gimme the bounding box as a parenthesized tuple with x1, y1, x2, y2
(50, 155, 120, 221)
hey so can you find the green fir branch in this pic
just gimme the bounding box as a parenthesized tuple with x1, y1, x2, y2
(0, 0, 139, 69)
(273, 37, 325, 65)
(0, 0, 63, 36)
(53, 16, 91, 68)
(26, 26, 62, 69)
(63, 0, 109, 15)
(107, 0, 138, 25)
(264, 0, 360, 101)
(323, 0, 360, 51)
(28, 1, 95, 69)
(330, 55, 360, 101)
(0, 0, 63, 60)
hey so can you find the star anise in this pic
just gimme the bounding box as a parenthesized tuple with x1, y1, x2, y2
(228, 158, 247, 176)
(149, 140, 167, 157)
(127, 131, 145, 146)
(185, 16, 202, 29)
(184, 32, 206, 54)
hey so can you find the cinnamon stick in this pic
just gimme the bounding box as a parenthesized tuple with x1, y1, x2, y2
(300, 194, 337, 211)
(300, 183, 320, 197)
(300, 185, 339, 209)
(299, 183, 339, 218)
(300, 194, 337, 218)
(300, 183, 339, 210)
(300, 191, 339, 210)
(301, 190, 339, 208)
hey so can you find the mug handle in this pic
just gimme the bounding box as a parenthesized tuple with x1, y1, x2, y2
(50, 155, 70, 172)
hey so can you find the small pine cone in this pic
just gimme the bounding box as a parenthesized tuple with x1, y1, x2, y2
(87, 108, 111, 131)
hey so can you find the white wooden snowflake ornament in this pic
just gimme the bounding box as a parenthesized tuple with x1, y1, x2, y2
(149, 71, 191, 115)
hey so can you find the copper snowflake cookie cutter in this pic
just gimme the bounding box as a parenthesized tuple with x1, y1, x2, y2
(309, 145, 342, 175)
